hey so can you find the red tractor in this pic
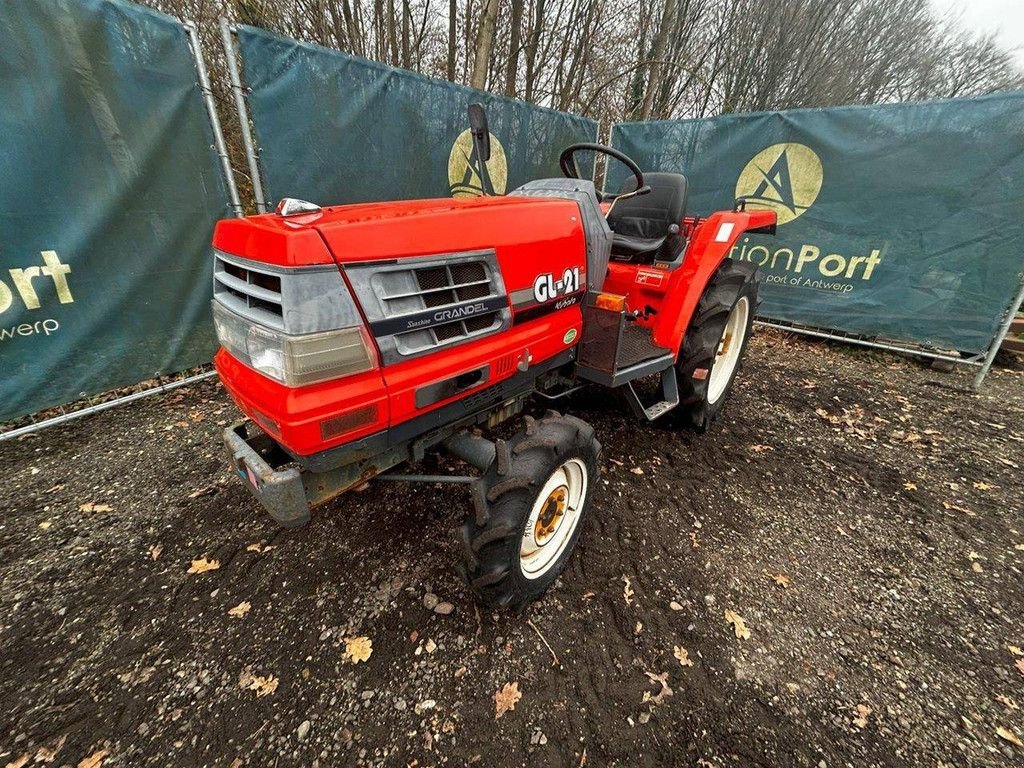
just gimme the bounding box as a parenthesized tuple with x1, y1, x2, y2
(213, 106, 775, 609)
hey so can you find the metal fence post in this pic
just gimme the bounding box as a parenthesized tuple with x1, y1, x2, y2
(183, 20, 242, 217)
(219, 18, 269, 213)
(971, 274, 1024, 391)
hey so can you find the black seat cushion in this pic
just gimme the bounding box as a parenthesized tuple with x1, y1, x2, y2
(607, 172, 688, 262)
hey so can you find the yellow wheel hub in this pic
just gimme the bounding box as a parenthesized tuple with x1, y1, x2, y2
(534, 485, 568, 544)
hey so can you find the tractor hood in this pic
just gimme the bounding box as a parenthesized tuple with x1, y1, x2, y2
(212, 195, 584, 269)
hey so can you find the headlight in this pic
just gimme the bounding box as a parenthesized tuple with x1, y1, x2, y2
(213, 302, 377, 386)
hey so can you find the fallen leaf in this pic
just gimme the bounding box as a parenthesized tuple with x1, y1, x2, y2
(996, 726, 1023, 748)
(78, 502, 113, 513)
(622, 575, 634, 606)
(228, 601, 251, 618)
(995, 694, 1019, 711)
(967, 551, 981, 560)
(630, 467, 644, 475)
(903, 481, 917, 491)
(344, 636, 373, 663)
(494, 681, 522, 719)
(188, 485, 217, 499)
(246, 542, 274, 553)
(238, 670, 278, 697)
(673, 646, 694, 667)
(724, 609, 751, 640)
(749, 444, 773, 452)
(5, 754, 30, 768)
(188, 557, 220, 574)
(1016, 658, 1024, 677)
(149, 544, 162, 561)
(634, 621, 643, 635)
(77, 749, 109, 768)
(1014, 543, 1024, 551)
(642, 671, 673, 705)
(45, 484, 65, 493)
(853, 703, 872, 729)
(972, 562, 983, 573)
(34, 735, 67, 763)
(766, 571, 791, 589)
(973, 481, 994, 491)
(689, 531, 700, 548)
(1009, 646, 1024, 657)
(117, 666, 155, 686)
(38, 520, 52, 530)
(942, 500, 975, 516)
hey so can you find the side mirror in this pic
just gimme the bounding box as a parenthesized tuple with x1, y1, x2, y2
(468, 103, 491, 162)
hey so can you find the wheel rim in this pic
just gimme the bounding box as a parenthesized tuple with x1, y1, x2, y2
(519, 458, 588, 580)
(707, 296, 749, 405)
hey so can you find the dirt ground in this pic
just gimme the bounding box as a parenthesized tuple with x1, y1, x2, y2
(1, 332, 1022, 768)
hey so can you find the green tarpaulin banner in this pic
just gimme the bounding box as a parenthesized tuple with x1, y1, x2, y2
(236, 26, 598, 206)
(0, 0, 228, 423)
(611, 93, 1024, 354)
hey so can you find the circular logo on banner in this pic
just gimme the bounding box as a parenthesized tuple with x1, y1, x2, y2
(448, 129, 508, 197)
(735, 143, 823, 225)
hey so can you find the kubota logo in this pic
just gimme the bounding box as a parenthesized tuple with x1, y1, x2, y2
(735, 143, 823, 225)
(448, 129, 508, 198)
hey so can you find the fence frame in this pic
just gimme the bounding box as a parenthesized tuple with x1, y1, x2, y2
(184, 19, 242, 217)
(606, 117, 1024, 390)
(219, 19, 269, 213)
(0, 12, 242, 441)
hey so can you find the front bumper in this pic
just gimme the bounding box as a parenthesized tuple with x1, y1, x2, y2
(223, 423, 310, 527)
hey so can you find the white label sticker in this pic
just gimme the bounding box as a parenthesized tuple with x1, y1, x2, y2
(714, 222, 735, 242)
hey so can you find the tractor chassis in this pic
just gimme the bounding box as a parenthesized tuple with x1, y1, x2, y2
(222, 351, 573, 527)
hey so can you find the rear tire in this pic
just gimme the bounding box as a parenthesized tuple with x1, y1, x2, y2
(460, 412, 600, 610)
(673, 259, 760, 431)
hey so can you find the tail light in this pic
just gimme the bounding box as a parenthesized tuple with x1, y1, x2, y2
(213, 302, 378, 386)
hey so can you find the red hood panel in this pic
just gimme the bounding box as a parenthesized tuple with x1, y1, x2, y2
(212, 195, 583, 269)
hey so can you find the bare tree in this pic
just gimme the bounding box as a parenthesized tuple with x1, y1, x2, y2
(142, 0, 1024, 126)
(469, 0, 499, 89)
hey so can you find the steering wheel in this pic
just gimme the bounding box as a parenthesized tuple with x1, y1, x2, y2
(558, 142, 646, 202)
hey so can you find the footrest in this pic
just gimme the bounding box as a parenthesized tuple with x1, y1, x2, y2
(622, 365, 680, 421)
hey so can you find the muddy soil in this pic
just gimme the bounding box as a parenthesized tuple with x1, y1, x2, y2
(1, 333, 1022, 768)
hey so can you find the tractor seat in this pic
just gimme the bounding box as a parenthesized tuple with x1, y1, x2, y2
(607, 172, 688, 263)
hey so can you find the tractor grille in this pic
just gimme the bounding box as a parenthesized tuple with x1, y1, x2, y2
(376, 260, 502, 354)
(214, 253, 284, 329)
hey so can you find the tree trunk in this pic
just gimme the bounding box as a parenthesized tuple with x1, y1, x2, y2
(641, 0, 676, 119)
(504, 0, 524, 96)
(470, 0, 500, 90)
(447, 0, 458, 81)
(401, 0, 411, 68)
(524, 0, 546, 102)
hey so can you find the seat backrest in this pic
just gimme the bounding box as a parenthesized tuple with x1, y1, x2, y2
(606, 172, 688, 240)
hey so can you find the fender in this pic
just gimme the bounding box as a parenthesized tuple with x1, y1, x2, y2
(651, 209, 776, 354)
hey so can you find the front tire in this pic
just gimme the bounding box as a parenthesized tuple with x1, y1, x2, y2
(674, 260, 760, 431)
(461, 413, 600, 610)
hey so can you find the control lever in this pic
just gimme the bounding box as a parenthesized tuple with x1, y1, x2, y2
(624, 305, 658, 322)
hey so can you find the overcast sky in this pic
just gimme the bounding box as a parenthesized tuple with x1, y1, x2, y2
(930, 0, 1024, 68)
